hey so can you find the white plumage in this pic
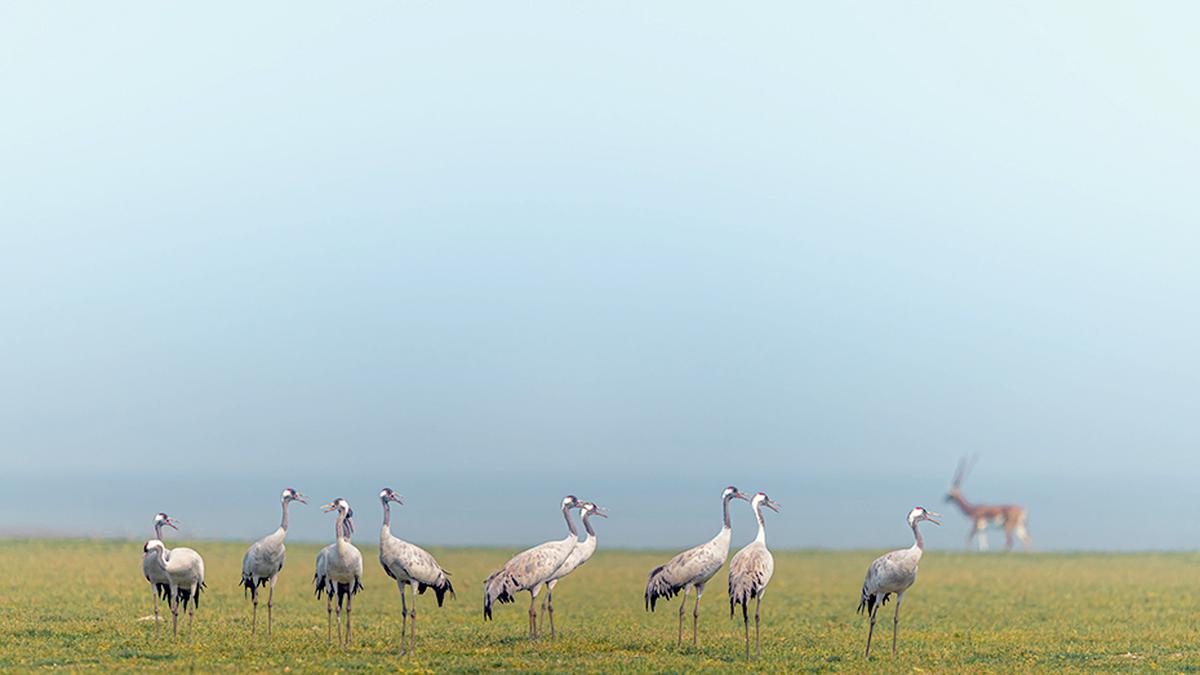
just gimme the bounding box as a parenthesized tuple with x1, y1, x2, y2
(483, 495, 582, 639)
(377, 488, 454, 654)
(645, 486, 750, 648)
(857, 506, 941, 658)
(728, 492, 779, 658)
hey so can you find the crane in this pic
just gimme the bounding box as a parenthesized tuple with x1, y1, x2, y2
(142, 539, 205, 638)
(314, 498, 363, 648)
(378, 488, 455, 654)
(538, 501, 606, 638)
(728, 492, 779, 658)
(857, 506, 941, 658)
(645, 486, 750, 648)
(483, 495, 582, 639)
(141, 512, 178, 629)
(240, 488, 307, 636)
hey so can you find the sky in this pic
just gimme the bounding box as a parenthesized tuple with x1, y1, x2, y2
(1, 3, 1198, 551)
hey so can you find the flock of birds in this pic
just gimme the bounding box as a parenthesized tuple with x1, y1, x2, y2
(141, 484, 960, 659)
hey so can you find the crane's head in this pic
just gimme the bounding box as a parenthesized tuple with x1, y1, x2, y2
(282, 488, 307, 505)
(581, 502, 608, 518)
(379, 488, 404, 505)
(908, 506, 941, 527)
(154, 513, 179, 530)
(561, 495, 582, 510)
(321, 498, 355, 536)
(752, 492, 781, 513)
(723, 486, 750, 502)
(143, 539, 166, 558)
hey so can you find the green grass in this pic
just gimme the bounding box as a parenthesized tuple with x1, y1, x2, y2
(1, 540, 1197, 672)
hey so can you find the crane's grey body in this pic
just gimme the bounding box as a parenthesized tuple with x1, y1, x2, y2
(728, 493, 779, 658)
(538, 502, 606, 638)
(378, 488, 454, 654)
(483, 496, 582, 639)
(143, 539, 205, 638)
(645, 486, 750, 648)
(857, 507, 941, 658)
(241, 488, 306, 636)
(314, 499, 363, 648)
(141, 513, 177, 628)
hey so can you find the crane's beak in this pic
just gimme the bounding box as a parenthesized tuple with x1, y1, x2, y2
(735, 491, 751, 501)
(321, 502, 337, 513)
(926, 511, 942, 526)
(765, 499, 781, 513)
(294, 493, 308, 505)
(165, 518, 180, 530)
(591, 505, 609, 518)
(390, 494, 405, 505)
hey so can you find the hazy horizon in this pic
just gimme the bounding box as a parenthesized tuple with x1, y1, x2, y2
(3, 3, 1198, 552)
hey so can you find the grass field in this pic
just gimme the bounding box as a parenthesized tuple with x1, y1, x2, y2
(1, 539, 1197, 672)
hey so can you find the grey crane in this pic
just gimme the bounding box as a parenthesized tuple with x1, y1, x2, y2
(645, 486, 750, 648)
(142, 539, 205, 638)
(141, 512, 178, 628)
(857, 506, 941, 658)
(314, 498, 363, 648)
(537, 501, 607, 638)
(483, 495, 583, 639)
(378, 488, 455, 654)
(240, 488, 307, 636)
(728, 492, 780, 658)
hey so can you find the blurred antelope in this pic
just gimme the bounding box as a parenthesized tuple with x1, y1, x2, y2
(945, 455, 1030, 551)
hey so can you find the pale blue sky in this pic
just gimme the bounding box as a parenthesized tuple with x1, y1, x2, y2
(2, 3, 1197, 550)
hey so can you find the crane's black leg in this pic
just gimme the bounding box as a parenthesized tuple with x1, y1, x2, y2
(865, 599, 880, 658)
(170, 587, 180, 638)
(409, 582, 417, 648)
(538, 585, 546, 636)
(346, 586, 354, 647)
(755, 593, 762, 658)
(151, 586, 160, 631)
(547, 586, 556, 640)
(326, 588, 333, 645)
(267, 576, 276, 637)
(692, 583, 705, 647)
(528, 590, 538, 639)
(677, 586, 689, 648)
(336, 587, 345, 649)
(251, 582, 258, 636)
(742, 599, 750, 658)
(399, 580, 408, 655)
(892, 592, 904, 656)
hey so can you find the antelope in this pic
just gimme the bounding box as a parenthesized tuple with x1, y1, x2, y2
(945, 455, 1030, 551)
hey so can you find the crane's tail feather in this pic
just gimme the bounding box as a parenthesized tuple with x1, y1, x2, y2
(644, 564, 684, 612)
(417, 574, 455, 607)
(483, 570, 518, 620)
(858, 586, 889, 615)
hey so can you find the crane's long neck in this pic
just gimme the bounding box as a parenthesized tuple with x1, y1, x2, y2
(722, 495, 733, 530)
(563, 505, 578, 538)
(335, 510, 349, 556)
(381, 500, 392, 535)
(582, 513, 596, 538)
(154, 523, 163, 540)
(911, 520, 925, 551)
(280, 499, 290, 531)
(754, 503, 767, 544)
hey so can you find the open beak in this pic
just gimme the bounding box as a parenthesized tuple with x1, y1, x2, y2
(736, 491, 751, 501)
(926, 511, 942, 526)
(593, 506, 609, 518)
(765, 499, 781, 513)
(321, 502, 337, 513)
(295, 494, 308, 505)
(165, 518, 180, 530)
(391, 494, 405, 505)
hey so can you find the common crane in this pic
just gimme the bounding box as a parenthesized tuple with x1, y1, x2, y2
(240, 488, 306, 635)
(728, 492, 779, 658)
(857, 506, 940, 658)
(378, 488, 455, 654)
